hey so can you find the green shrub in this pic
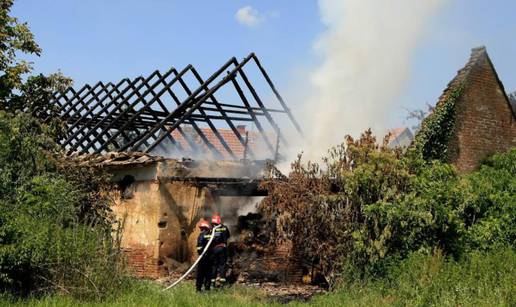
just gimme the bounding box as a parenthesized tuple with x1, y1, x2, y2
(411, 88, 462, 162)
(261, 130, 515, 286)
(0, 112, 124, 299)
(461, 149, 516, 250)
(0, 3, 125, 299)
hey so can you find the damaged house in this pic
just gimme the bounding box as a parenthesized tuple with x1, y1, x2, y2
(42, 53, 303, 279)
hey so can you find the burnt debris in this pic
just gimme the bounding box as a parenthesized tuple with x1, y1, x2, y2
(38, 54, 302, 160)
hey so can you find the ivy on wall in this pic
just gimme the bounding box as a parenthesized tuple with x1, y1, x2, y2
(412, 87, 463, 162)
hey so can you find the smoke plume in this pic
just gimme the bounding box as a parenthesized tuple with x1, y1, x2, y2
(294, 0, 448, 161)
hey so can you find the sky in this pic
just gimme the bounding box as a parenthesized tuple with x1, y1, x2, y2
(12, 0, 516, 134)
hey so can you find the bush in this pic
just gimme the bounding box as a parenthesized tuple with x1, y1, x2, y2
(461, 149, 516, 250)
(260, 130, 515, 286)
(0, 3, 125, 299)
(0, 112, 124, 299)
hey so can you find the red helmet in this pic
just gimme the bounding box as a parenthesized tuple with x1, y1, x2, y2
(211, 215, 221, 225)
(199, 220, 210, 230)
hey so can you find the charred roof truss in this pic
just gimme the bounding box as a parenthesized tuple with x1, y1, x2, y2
(40, 54, 302, 159)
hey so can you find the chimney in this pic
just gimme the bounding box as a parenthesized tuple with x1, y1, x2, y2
(237, 125, 246, 135)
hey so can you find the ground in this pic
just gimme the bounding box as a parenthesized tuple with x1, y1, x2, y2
(2, 281, 323, 307)
(2, 248, 515, 306)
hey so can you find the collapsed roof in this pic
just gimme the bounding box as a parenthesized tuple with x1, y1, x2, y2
(38, 54, 302, 160)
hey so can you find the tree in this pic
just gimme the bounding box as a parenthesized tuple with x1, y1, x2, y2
(0, 0, 41, 105)
(0, 0, 71, 115)
(0, 2, 124, 297)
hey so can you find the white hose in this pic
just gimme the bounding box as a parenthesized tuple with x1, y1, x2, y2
(162, 224, 221, 291)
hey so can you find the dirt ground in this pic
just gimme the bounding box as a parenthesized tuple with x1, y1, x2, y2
(158, 274, 325, 304)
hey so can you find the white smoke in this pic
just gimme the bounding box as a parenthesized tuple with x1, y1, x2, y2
(293, 0, 449, 162)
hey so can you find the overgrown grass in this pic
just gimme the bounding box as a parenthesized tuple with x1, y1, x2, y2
(306, 248, 515, 307)
(1, 281, 275, 307)
(2, 248, 514, 306)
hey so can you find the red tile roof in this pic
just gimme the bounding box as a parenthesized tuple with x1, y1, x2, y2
(387, 127, 407, 143)
(170, 125, 272, 160)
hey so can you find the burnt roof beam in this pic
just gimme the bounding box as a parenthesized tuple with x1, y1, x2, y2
(133, 54, 255, 154)
(69, 69, 170, 152)
(91, 66, 190, 154)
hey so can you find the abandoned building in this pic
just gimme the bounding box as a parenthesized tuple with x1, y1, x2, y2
(43, 53, 303, 280)
(424, 46, 516, 172)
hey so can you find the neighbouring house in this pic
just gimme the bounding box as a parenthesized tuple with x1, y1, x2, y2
(169, 125, 275, 160)
(416, 46, 516, 172)
(387, 127, 414, 148)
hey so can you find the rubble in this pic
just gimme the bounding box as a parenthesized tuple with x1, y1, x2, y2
(248, 283, 326, 304)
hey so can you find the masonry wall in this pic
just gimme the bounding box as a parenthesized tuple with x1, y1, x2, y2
(448, 56, 516, 173)
(109, 159, 267, 279)
(112, 180, 162, 278)
(112, 178, 213, 278)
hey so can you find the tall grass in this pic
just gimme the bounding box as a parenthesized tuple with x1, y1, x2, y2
(2, 282, 274, 307)
(2, 248, 514, 306)
(305, 248, 515, 307)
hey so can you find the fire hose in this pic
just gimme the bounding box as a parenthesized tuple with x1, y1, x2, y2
(162, 224, 221, 291)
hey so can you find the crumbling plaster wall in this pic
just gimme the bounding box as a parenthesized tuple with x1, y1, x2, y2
(112, 179, 162, 278)
(110, 159, 266, 278)
(157, 181, 211, 271)
(111, 175, 214, 278)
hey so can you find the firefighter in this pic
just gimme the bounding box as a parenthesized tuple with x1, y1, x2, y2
(210, 214, 230, 287)
(195, 220, 213, 292)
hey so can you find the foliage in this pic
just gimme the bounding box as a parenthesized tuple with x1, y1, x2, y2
(0, 111, 59, 199)
(260, 130, 515, 287)
(411, 88, 462, 162)
(0, 112, 123, 298)
(0, 1, 124, 299)
(2, 282, 273, 307)
(2, 248, 514, 306)
(0, 0, 41, 105)
(9, 73, 72, 122)
(461, 149, 516, 250)
(309, 248, 515, 307)
(0, 0, 72, 115)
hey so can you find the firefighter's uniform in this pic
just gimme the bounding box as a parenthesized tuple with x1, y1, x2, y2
(195, 223, 212, 292)
(210, 216, 230, 287)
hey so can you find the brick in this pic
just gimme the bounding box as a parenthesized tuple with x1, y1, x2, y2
(434, 47, 516, 173)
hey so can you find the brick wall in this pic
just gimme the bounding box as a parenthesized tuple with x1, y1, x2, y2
(263, 243, 305, 283)
(123, 247, 164, 279)
(448, 51, 516, 173)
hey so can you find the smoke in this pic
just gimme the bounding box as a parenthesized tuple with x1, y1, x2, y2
(293, 0, 448, 161)
(209, 196, 262, 241)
